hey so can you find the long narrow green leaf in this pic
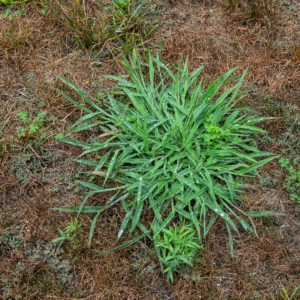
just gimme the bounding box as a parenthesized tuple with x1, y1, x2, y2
(55, 75, 101, 111)
(52, 206, 104, 213)
(143, 118, 149, 152)
(89, 150, 113, 182)
(205, 200, 239, 234)
(226, 222, 234, 258)
(55, 89, 92, 113)
(291, 283, 300, 299)
(236, 156, 279, 175)
(95, 232, 150, 256)
(189, 205, 202, 243)
(76, 180, 103, 192)
(246, 211, 285, 217)
(130, 200, 144, 234)
(0, 117, 10, 134)
(153, 212, 175, 239)
(89, 211, 101, 247)
(69, 112, 101, 130)
(58, 138, 89, 148)
(103, 149, 121, 186)
(117, 211, 132, 241)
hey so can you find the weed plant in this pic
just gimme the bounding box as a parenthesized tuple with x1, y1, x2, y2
(0, 226, 72, 300)
(53, 50, 281, 280)
(131, 230, 202, 283)
(51, 218, 86, 252)
(43, 0, 113, 49)
(101, 0, 157, 35)
(17, 111, 46, 139)
(155, 223, 202, 282)
(0, 20, 30, 49)
(131, 243, 157, 281)
(244, 94, 300, 211)
(2, 8, 25, 19)
(43, 0, 158, 50)
(223, 0, 279, 36)
(277, 0, 298, 11)
(15, 110, 58, 150)
(259, 171, 281, 187)
(224, 0, 278, 19)
(100, 0, 159, 54)
(279, 158, 300, 206)
(249, 98, 300, 160)
(8, 150, 88, 191)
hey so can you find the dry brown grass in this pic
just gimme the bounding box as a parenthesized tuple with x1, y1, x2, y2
(1, 0, 300, 299)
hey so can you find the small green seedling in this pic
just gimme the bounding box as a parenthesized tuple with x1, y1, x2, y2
(2, 8, 25, 19)
(51, 218, 84, 250)
(249, 291, 262, 299)
(204, 114, 231, 144)
(17, 111, 46, 138)
(2, 8, 10, 17)
(279, 158, 300, 204)
(54, 133, 64, 140)
(32, 3, 48, 16)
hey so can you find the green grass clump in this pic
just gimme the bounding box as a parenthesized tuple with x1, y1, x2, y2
(54, 51, 280, 280)
(41, 0, 157, 50)
(43, 0, 112, 49)
(155, 223, 202, 282)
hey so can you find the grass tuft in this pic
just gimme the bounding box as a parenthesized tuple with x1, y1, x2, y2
(54, 50, 280, 280)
